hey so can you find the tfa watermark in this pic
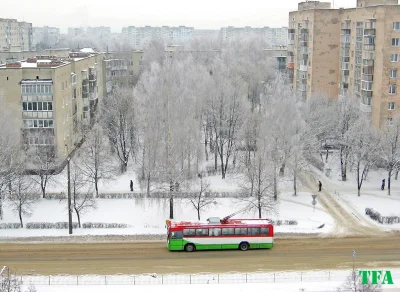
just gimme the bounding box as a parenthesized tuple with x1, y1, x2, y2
(358, 270, 394, 285)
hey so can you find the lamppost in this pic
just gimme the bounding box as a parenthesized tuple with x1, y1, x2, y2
(65, 145, 73, 235)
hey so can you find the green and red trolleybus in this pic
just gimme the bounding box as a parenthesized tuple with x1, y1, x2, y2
(165, 215, 274, 252)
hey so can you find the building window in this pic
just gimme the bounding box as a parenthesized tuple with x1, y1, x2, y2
(23, 119, 54, 128)
(392, 54, 399, 62)
(394, 22, 400, 30)
(390, 69, 398, 79)
(392, 38, 400, 47)
(388, 102, 395, 110)
(390, 85, 397, 95)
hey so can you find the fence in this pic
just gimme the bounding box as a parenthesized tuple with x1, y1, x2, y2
(19, 270, 400, 286)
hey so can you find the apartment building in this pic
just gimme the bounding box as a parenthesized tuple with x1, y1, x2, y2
(122, 26, 194, 49)
(288, 0, 400, 127)
(0, 51, 105, 160)
(220, 26, 288, 46)
(67, 27, 85, 37)
(263, 45, 288, 72)
(0, 18, 33, 52)
(86, 27, 111, 38)
(32, 26, 61, 48)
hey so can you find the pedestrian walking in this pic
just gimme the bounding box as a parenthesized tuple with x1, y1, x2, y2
(381, 179, 385, 191)
(130, 180, 133, 192)
(318, 180, 322, 192)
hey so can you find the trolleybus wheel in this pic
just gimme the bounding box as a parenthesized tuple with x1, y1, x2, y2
(185, 243, 195, 252)
(239, 242, 249, 251)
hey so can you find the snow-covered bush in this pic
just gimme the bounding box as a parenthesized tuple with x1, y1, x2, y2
(82, 222, 129, 228)
(25, 222, 79, 229)
(365, 208, 400, 224)
(0, 223, 21, 229)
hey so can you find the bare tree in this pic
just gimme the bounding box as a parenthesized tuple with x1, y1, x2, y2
(347, 117, 379, 196)
(69, 161, 97, 228)
(78, 124, 115, 197)
(136, 58, 205, 218)
(0, 267, 37, 292)
(338, 269, 381, 292)
(102, 86, 138, 173)
(335, 95, 360, 181)
(0, 93, 22, 220)
(8, 175, 39, 228)
(25, 132, 59, 199)
(207, 58, 246, 179)
(238, 125, 278, 218)
(377, 114, 400, 196)
(188, 174, 215, 220)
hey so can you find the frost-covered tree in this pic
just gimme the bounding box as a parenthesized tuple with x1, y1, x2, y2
(0, 267, 37, 292)
(102, 86, 138, 173)
(337, 269, 381, 292)
(347, 117, 379, 196)
(79, 124, 115, 197)
(238, 123, 278, 218)
(0, 93, 22, 220)
(69, 160, 97, 228)
(377, 114, 400, 196)
(136, 58, 205, 218)
(25, 134, 59, 199)
(207, 58, 246, 179)
(8, 175, 39, 228)
(334, 95, 360, 181)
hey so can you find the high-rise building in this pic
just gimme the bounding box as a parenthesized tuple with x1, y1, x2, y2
(122, 26, 194, 49)
(220, 26, 288, 46)
(0, 51, 105, 160)
(288, 0, 400, 127)
(0, 18, 33, 52)
(32, 26, 61, 48)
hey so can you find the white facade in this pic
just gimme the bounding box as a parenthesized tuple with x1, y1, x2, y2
(122, 26, 194, 49)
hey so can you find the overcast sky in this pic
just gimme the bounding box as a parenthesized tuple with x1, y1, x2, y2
(2, 0, 354, 33)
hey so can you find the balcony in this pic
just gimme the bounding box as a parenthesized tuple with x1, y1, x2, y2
(89, 74, 96, 82)
(300, 65, 308, 71)
(288, 39, 295, 45)
(300, 28, 308, 34)
(360, 102, 372, 113)
(341, 75, 349, 83)
(364, 29, 376, 36)
(362, 74, 374, 81)
(288, 29, 295, 33)
(341, 29, 351, 35)
(299, 84, 307, 92)
(364, 44, 375, 51)
(341, 35, 351, 44)
(22, 111, 53, 119)
(362, 59, 374, 66)
(341, 62, 350, 70)
(89, 92, 98, 101)
(362, 80, 373, 91)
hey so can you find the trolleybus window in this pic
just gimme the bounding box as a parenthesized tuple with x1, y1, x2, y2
(235, 228, 247, 235)
(170, 231, 183, 239)
(222, 228, 235, 235)
(209, 228, 222, 236)
(248, 227, 260, 235)
(260, 227, 269, 235)
(196, 229, 208, 236)
(183, 229, 196, 236)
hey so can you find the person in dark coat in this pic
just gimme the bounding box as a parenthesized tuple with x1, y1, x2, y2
(318, 180, 322, 192)
(130, 180, 133, 192)
(381, 179, 385, 190)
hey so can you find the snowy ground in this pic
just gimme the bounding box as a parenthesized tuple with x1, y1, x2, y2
(319, 151, 400, 231)
(0, 191, 333, 238)
(19, 269, 400, 291)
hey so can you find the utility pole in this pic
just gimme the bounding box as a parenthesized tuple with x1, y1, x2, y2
(65, 145, 73, 235)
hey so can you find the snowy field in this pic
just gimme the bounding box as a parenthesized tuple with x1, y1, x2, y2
(0, 191, 333, 238)
(320, 152, 400, 230)
(19, 269, 400, 291)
